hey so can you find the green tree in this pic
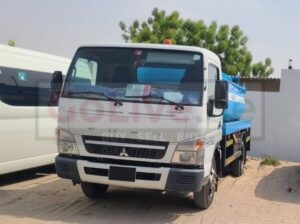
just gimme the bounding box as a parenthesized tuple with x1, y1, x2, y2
(252, 58, 274, 78)
(8, 40, 16, 47)
(120, 8, 273, 78)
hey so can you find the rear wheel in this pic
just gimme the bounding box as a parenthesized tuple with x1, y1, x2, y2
(81, 182, 108, 199)
(231, 140, 246, 177)
(194, 158, 218, 209)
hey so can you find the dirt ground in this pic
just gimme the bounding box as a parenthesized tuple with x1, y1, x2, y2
(0, 159, 299, 224)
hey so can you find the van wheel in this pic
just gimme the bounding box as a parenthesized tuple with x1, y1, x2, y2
(232, 142, 246, 177)
(81, 182, 108, 199)
(194, 158, 217, 209)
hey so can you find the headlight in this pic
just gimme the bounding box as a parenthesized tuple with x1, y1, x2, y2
(174, 138, 204, 152)
(172, 138, 205, 164)
(172, 151, 197, 164)
(56, 129, 79, 155)
(57, 128, 75, 142)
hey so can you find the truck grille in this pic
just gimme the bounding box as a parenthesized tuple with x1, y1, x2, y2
(82, 136, 169, 159)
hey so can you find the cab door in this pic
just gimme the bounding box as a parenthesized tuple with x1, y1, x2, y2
(206, 62, 223, 144)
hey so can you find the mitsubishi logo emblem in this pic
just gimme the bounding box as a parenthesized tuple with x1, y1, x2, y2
(119, 148, 129, 157)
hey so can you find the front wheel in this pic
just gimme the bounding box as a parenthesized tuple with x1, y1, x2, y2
(81, 182, 108, 199)
(194, 158, 218, 209)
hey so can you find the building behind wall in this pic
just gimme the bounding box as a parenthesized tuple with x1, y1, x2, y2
(242, 70, 300, 162)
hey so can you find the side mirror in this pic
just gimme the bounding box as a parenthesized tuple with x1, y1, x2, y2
(214, 80, 228, 109)
(208, 80, 229, 117)
(51, 71, 63, 89)
(49, 71, 63, 106)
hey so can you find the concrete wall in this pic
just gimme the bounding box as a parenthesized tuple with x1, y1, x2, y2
(243, 69, 300, 162)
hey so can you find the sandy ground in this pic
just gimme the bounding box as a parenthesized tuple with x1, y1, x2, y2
(0, 159, 300, 224)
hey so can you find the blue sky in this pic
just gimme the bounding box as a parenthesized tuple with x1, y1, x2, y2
(0, 0, 299, 76)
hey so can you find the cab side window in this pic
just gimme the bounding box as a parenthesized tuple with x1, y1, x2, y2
(207, 64, 219, 99)
(72, 58, 98, 86)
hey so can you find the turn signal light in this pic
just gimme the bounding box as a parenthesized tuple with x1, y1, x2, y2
(195, 139, 204, 151)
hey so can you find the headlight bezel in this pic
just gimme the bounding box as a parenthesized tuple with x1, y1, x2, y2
(56, 128, 79, 155)
(174, 137, 205, 152)
(57, 128, 76, 142)
(171, 137, 205, 165)
(172, 151, 197, 164)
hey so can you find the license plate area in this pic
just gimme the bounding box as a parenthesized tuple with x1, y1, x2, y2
(109, 166, 136, 182)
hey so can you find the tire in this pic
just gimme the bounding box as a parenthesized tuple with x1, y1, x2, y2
(231, 141, 246, 177)
(194, 158, 217, 209)
(81, 182, 108, 199)
(243, 146, 247, 165)
(231, 157, 244, 177)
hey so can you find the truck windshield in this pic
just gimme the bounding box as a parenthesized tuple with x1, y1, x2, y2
(62, 47, 203, 106)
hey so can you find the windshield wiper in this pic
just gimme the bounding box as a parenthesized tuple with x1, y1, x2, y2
(126, 95, 184, 110)
(67, 91, 123, 106)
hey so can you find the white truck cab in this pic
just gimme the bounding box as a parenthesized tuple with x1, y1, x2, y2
(53, 43, 251, 209)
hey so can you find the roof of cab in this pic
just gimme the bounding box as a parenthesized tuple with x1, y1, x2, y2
(78, 43, 220, 64)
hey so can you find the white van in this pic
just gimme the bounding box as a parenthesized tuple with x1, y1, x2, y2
(0, 44, 70, 175)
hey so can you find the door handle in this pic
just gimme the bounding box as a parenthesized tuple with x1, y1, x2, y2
(218, 122, 222, 129)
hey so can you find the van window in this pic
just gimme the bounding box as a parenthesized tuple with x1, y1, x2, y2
(0, 66, 55, 106)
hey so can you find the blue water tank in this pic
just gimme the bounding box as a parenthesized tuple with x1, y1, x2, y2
(222, 73, 247, 122)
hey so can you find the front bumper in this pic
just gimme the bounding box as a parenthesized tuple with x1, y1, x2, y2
(55, 155, 205, 192)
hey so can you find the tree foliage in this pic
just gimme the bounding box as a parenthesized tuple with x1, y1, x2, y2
(252, 58, 274, 78)
(8, 40, 16, 47)
(120, 8, 273, 78)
